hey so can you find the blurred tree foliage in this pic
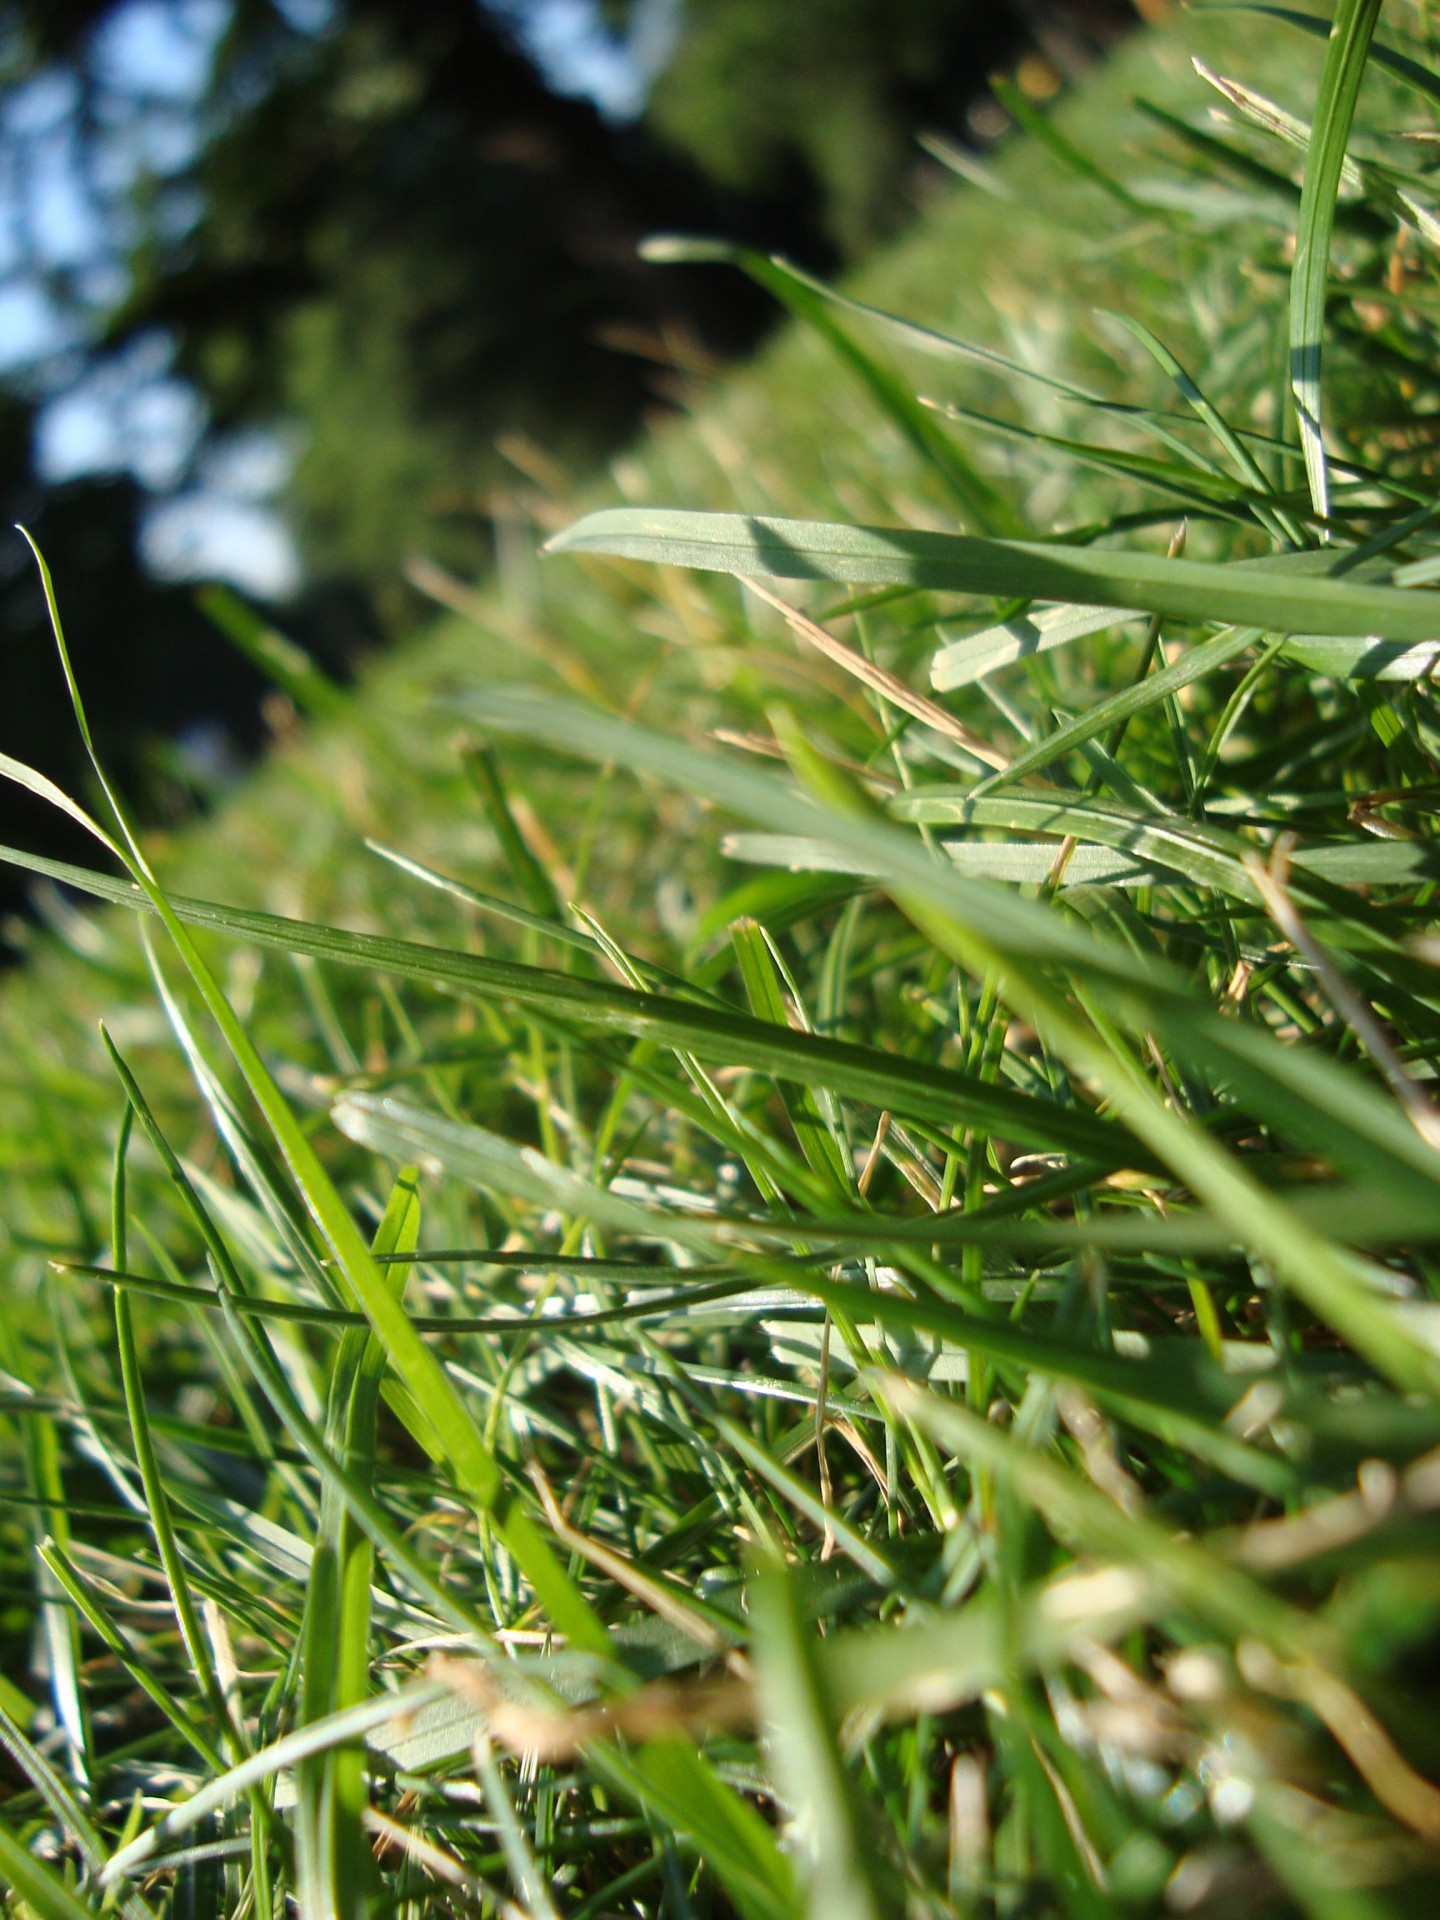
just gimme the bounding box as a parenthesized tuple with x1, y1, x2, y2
(645, 0, 1012, 255)
(5, 0, 847, 603)
(0, 0, 1059, 607)
(0, 0, 1083, 916)
(116, 0, 838, 590)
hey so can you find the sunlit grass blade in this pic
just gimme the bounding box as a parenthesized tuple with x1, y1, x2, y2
(816, 1560, 1153, 1722)
(969, 626, 1260, 793)
(0, 1696, 157, 1920)
(588, 1738, 802, 1920)
(1288, 0, 1383, 516)
(547, 508, 1440, 638)
(9, 535, 612, 1661)
(932, 602, 1145, 691)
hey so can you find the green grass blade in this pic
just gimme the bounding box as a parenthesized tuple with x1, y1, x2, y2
(0, 1697, 157, 1920)
(472, 1732, 563, 1920)
(1289, 0, 1383, 516)
(969, 626, 1260, 793)
(732, 918, 853, 1196)
(296, 1170, 420, 1920)
(748, 1554, 890, 1920)
(1217, 4, 1440, 109)
(99, 1681, 450, 1885)
(932, 603, 1145, 691)
(646, 240, 1022, 535)
(0, 1823, 108, 1920)
(588, 1738, 801, 1920)
(990, 72, 1150, 215)
(10, 536, 612, 1662)
(547, 508, 1440, 638)
(197, 585, 347, 723)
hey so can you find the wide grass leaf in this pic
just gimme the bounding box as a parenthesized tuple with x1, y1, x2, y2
(548, 508, 1440, 639)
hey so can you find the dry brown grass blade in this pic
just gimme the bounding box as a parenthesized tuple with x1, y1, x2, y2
(1245, 841, 1440, 1154)
(430, 1654, 752, 1763)
(741, 577, 1011, 770)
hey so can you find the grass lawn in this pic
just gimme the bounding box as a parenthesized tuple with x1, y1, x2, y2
(7, 4, 1440, 1914)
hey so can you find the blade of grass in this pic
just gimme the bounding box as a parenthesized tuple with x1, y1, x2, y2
(11, 532, 612, 1661)
(546, 508, 1440, 639)
(295, 1169, 420, 1920)
(0, 1824, 109, 1920)
(1288, 0, 1383, 517)
(99, 1680, 451, 1885)
(748, 1553, 889, 1920)
(587, 1737, 801, 1920)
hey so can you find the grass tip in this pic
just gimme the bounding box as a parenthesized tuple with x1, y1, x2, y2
(638, 233, 738, 265)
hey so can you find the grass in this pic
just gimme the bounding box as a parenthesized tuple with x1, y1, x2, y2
(7, 3, 1440, 1914)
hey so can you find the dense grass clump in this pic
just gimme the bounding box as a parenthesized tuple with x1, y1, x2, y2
(10, 4, 1440, 1915)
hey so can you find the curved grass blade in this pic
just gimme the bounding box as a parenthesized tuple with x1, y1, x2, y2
(99, 1681, 450, 1885)
(1103, 310, 1304, 545)
(724, 831, 1166, 889)
(587, 1738, 801, 1920)
(932, 603, 1146, 692)
(971, 626, 1262, 794)
(8, 535, 611, 1662)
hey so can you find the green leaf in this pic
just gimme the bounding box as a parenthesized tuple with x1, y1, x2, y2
(749, 1554, 891, 1920)
(0, 1824, 106, 1920)
(1288, 0, 1383, 515)
(547, 508, 1440, 640)
(591, 1738, 801, 1920)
